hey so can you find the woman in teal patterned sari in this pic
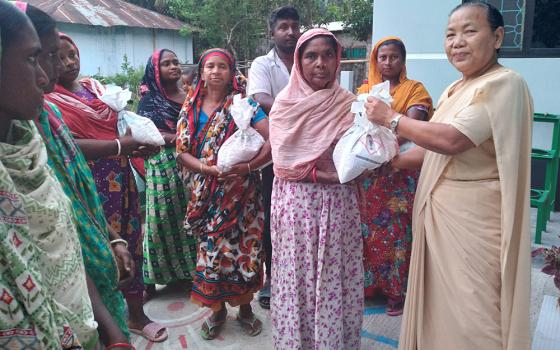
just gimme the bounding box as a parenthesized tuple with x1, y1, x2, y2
(35, 103, 131, 341)
(24, 3, 133, 347)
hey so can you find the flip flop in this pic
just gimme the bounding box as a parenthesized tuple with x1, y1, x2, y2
(258, 297, 270, 309)
(200, 315, 226, 340)
(129, 322, 168, 342)
(258, 280, 271, 310)
(236, 312, 262, 337)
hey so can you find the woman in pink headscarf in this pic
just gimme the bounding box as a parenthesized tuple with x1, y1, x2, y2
(269, 28, 363, 349)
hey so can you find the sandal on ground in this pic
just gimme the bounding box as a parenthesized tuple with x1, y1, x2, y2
(386, 298, 404, 317)
(258, 280, 271, 310)
(258, 297, 270, 309)
(236, 312, 263, 337)
(200, 312, 227, 340)
(129, 322, 168, 342)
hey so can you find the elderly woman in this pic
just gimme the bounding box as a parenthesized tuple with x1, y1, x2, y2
(269, 28, 363, 349)
(366, 2, 532, 349)
(357, 37, 432, 316)
(137, 49, 197, 298)
(176, 48, 270, 340)
(0, 2, 93, 348)
(45, 34, 167, 342)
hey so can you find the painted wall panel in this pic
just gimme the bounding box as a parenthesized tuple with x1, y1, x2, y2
(58, 23, 193, 76)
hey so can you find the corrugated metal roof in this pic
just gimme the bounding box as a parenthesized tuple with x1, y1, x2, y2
(27, 0, 185, 30)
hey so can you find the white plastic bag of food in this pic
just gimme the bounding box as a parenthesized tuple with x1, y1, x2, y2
(99, 84, 130, 112)
(116, 111, 165, 146)
(217, 94, 265, 172)
(100, 85, 165, 146)
(333, 81, 399, 183)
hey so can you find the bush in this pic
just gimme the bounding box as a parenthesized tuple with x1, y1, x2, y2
(92, 54, 145, 111)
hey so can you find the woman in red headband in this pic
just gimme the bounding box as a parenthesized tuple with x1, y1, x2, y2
(176, 48, 271, 340)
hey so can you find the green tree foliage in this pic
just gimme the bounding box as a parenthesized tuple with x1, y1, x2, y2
(126, 0, 374, 61)
(340, 0, 373, 42)
(165, 0, 345, 61)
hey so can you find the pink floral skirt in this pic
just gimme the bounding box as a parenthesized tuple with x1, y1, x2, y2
(271, 178, 363, 349)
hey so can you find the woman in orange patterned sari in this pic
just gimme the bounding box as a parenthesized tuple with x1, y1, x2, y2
(176, 48, 271, 340)
(357, 37, 433, 316)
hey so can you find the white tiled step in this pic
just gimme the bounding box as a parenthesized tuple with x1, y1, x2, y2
(532, 295, 560, 350)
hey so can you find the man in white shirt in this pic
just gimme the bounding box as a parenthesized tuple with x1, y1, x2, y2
(248, 5, 301, 310)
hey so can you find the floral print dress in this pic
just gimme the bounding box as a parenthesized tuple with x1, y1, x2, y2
(271, 152, 364, 349)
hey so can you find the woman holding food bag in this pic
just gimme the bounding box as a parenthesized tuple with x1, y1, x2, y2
(175, 48, 270, 340)
(356, 37, 433, 316)
(46, 33, 168, 342)
(137, 49, 198, 300)
(269, 28, 364, 349)
(366, 3, 532, 349)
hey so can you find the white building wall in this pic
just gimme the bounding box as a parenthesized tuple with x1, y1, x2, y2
(57, 23, 194, 76)
(373, 0, 560, 148)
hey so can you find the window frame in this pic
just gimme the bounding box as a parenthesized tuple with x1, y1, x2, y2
(462, 0, 560, 58)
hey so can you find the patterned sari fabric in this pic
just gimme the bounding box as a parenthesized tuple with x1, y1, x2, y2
(47, 79, 145, 298)
(360, 169, 417, 300)
(89, 157, 143, 297)
(137, 50, 197, 285)
(176, 87, 264, 310)
(35, 102, 129, 338)
(0, 222, 81, 349)
(0, 120, 97, 349)
(1, 160, 81, 349)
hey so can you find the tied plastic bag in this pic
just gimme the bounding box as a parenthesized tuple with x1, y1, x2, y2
(368, 80, 393, 106)
(217, 95, 265, 172)
(333, 81, 399, 183)
(99, 85, 165, 146)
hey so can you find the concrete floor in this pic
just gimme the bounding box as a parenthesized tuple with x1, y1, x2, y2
(130, 209, 560, 349)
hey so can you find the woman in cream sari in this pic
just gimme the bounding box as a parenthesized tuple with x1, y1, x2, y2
(366, 2, 532, 349)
